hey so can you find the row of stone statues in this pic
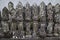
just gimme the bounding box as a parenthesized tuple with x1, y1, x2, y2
(0, 1, 60, 38)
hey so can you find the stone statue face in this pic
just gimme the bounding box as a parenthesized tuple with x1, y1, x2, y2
(16, 2, 23, 9)
(40, 2, 46, 10)
(2, 7, 9, 20)
(25, 2, 30, 9)
(55, 3, 60, 13)
(8, 2, 14, 11)
(47, 3, 52, 10)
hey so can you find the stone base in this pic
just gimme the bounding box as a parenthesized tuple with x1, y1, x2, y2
(0, 37, 60, 40)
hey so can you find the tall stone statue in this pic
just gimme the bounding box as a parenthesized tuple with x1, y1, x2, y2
(8, 2, 17, 31)
(54, 3, 60, 23)
(39, 2, 46, 37)
(32, 3, 39, 21)
(25, 22, 32, 38)
(25, 2, 31, 21)
(2, 7, 9, 32)
(47, 3, 53, 22)
(32, 21, 39, 37)
(39, 2, 46, 22)
(16, 2, 24, 21)
(47, 3, 54, 36)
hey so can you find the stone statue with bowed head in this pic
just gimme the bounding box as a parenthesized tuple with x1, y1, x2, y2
(2, 7, 9, 32)
(32, 3, 39, 21)
(16, 2, 24, 21)
(47, 3, 53, 22)
(39, 1, 46, 22)
(54, 3, 60, 23)
(8, 2, 17, 32)
(25, 2, 31, 21)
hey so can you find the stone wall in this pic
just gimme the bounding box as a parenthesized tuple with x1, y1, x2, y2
(0, 1, 60, 39)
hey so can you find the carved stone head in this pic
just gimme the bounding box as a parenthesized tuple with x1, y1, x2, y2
(47, 3, 52, 10)
(2, 7, 9, 20)
(16, 1, 23, 10)
(8, 2, 14, 11)
(40, 1, 46, 10)
(25, 2, 30, 9)
(55, 3, 60, 13)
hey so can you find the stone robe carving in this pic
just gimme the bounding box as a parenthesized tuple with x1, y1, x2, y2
(25, 2, 31, 21)
(2, 7, 9, 32)
(25, 22, 32, 38)
(32, 3, 39, 21)
(39, 2, 46, 22)
(16, 2, 23, 21)
(32, 21, 39, 37)
(16, 2, 24, 38)
(54, 3, 60, 23)
(47, 3, 53, 22)
(8, 2, 16, 31)
(39, 23, 46, 37)
(54, 24, 60, 36)
(47, 22, 54, 36)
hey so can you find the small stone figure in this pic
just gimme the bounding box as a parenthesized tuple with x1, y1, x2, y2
(2, 7, 9, 32)
(47, 22, 54, 36)
(25, 22, 32, 38)
(47, 3, 53, 22)
(39, 23, 46, 37)
(8, 2, 17, 31)
(39, 2, 46, 22)
(32, 3, 39, 21)
(54, 23, 60, 36)
(54, 3, 60, 23)
(32, 21, 39, 37)
(16, 2, 24, 21)
(25, 2, 31, 21)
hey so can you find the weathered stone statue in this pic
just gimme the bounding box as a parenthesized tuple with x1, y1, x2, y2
(8, 2, 16, 31)
(47, 3, 53, 22)
(39, 2, 46, 22)
(47, 22, 54, 36)
(54, 3, 60, 23)
(25, 22, 32, 38)
(16, 2, 25, 38)
(16, 2, 24, 21)
(32, 21, 39, 37)
(25, 2, 31, 21)
(2, 7, 9, 32)
(39, 2, 46, 37)
(32, 3, 39, 21)
(54, 23, 60, 36)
